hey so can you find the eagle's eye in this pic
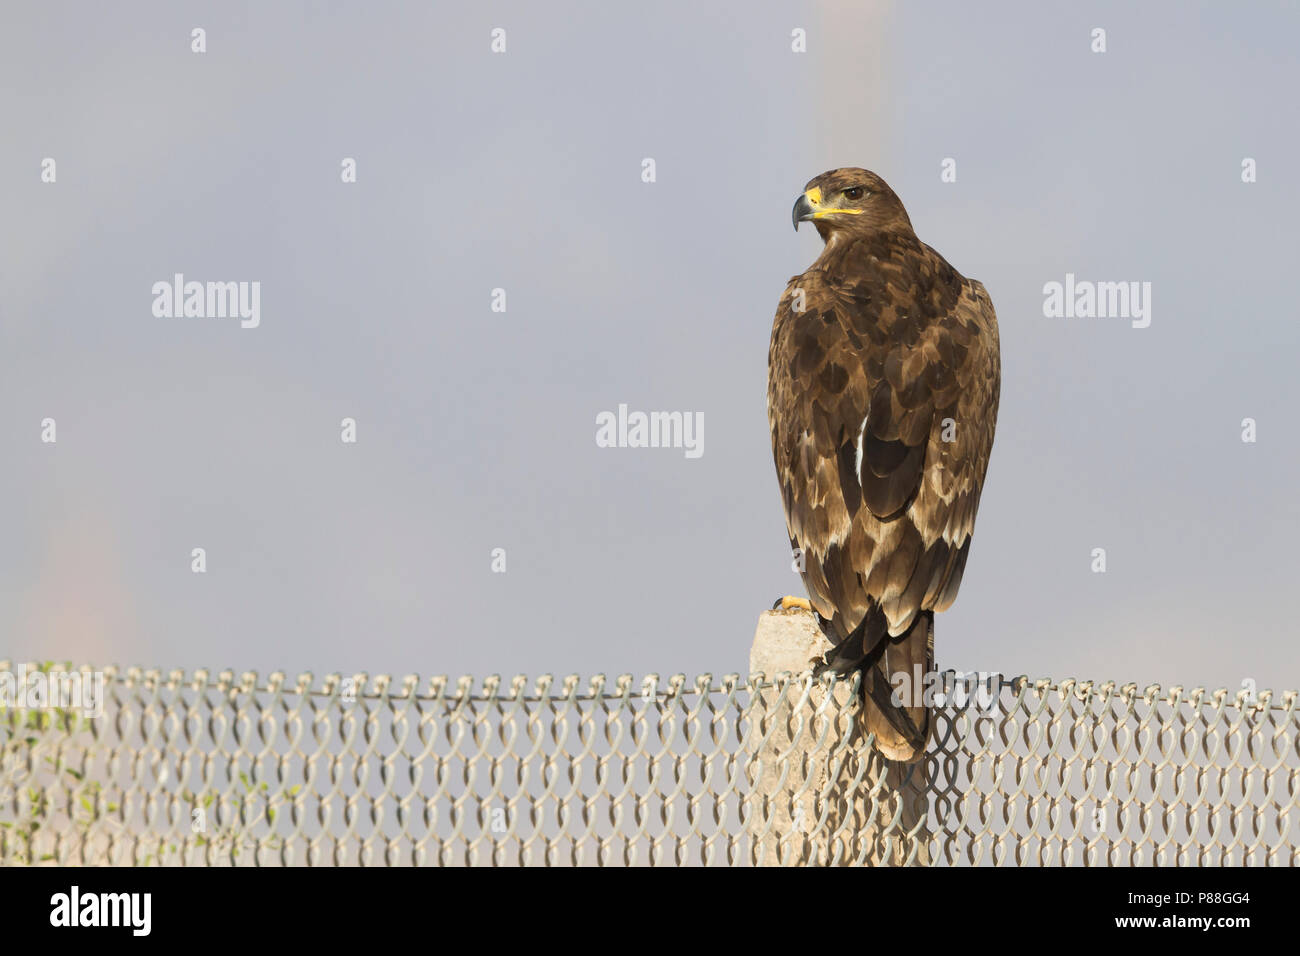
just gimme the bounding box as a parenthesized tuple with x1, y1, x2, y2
(843, 187, 866, 201)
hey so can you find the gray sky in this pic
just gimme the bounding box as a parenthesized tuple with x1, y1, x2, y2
(2, 0, 1297, 697)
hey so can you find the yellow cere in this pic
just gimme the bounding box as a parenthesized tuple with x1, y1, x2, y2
(805, 187, 823, 205)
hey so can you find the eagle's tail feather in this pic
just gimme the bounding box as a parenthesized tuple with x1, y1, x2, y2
(863, 611, 933, 762)
(818, 607, 933, 764)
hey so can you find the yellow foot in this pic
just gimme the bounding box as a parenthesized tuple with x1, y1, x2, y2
(773, 596, 813, 611)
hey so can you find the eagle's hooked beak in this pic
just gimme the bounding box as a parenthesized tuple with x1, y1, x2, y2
(792, 189, 820, 230)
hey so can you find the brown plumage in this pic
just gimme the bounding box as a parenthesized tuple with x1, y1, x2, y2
(767, 168, 1000, 762)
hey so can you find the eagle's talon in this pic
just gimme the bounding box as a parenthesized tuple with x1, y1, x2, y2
(810, 658, 844, 683)
(773, 595, 813, 612)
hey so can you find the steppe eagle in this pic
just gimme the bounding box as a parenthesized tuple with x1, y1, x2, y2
(768, 168, 1000, 763)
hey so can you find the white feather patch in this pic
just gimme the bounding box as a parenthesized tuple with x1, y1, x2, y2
(854, 415, 868, 486)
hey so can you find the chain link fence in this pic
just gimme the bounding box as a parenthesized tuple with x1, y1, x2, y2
(1, 660, 1296, 866)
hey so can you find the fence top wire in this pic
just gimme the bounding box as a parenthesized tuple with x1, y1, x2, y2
(4, 660, 1295, 711)
(2, 660, 1297, 866)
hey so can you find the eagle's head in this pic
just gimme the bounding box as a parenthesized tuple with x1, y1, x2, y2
(792, 167, 913, 241)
